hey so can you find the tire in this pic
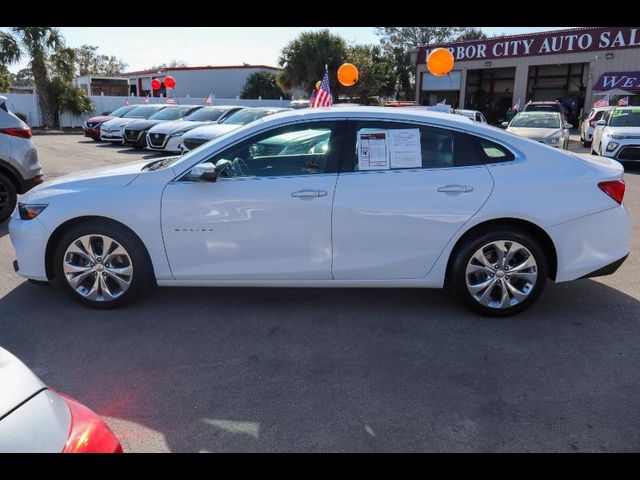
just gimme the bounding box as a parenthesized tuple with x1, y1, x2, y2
(0, 173, 18, 223)
(53, 219, 154, 309)
(448, 226, 548, 317)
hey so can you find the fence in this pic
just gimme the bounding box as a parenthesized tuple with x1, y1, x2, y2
(2, 93, 291, 128)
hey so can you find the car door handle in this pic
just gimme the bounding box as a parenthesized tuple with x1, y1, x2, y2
(291, 189, 328, 198)
(437, 185, 474, 193)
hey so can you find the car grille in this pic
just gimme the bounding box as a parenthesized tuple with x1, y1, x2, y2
(617, 146, 640, 161)
(124, 129, 142, 141)
(148, 133, 167, 147)
(183, 138, 209, 151)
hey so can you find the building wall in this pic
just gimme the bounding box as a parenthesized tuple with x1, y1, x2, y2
(416, 47, 640, 115)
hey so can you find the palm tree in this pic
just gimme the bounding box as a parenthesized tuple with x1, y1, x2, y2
(0, 27, 70, 128)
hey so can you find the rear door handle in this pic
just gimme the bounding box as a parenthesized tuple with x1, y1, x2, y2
(291, 189, 328, 198)
(437, 185, 473, 193)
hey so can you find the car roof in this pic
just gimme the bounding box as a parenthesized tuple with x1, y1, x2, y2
(515, 110, 561, 116)
(527, 100, 561, 104)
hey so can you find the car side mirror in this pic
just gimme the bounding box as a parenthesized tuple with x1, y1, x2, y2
(596, 119, 607, 126)
(501, 122, 509, 128)
(189, 163, 218, 182)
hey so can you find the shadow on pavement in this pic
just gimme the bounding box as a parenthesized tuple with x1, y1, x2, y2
(1, 278, 639, 452)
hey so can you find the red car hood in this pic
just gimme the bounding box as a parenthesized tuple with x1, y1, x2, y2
(86, 115, 112, 124)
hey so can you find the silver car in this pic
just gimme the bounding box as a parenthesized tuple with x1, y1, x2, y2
(502, 112, 572, 149)
(0, 95, 43, 222)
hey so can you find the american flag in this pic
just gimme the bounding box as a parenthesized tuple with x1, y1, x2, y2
(165, 96, 176, 104)
(437, 99, 446, 105)
(142, 95, 150, 104)
(594, 94, 609, 107)
(124, 96, 129, 106)
(618, 96, 629, 106)
(310, 66, 332, 108)
(512, 98, 521, 110)
(203, 93, 213, 105)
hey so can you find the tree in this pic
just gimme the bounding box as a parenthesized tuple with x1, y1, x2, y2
(13, 68, 34, 87)
(75, 44, 128, 77)
(0, 27, 74, 128)
(277, 30, 348, 96)
(240, 71, 289, 99)
(149, 60, 187, 70)
(375, 27, 489, 100)
(0, 65, 11, 92)
(48, 77, 94, 127)
(343, 45, 396, 104)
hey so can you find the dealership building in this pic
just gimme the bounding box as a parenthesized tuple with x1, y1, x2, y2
(120, 64, 282, 99)
(413, 27, 640, 124)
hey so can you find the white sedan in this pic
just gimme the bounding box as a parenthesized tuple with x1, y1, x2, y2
(9, 107, 630, 316)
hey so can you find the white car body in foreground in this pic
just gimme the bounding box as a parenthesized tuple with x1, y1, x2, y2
(0, 347, 122, 452)
(9, 107, 631, 316)
(591, 106, 640, 161)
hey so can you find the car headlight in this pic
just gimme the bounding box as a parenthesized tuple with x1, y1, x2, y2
(169, 130, 190, 138)
(545, 133, 563, 144)
(606, 142, 619, 151)
(18, 203, 48, 220)
(608, 134, 625, 140)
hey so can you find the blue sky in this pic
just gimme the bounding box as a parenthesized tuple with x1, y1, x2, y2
(1, 27, 568, 73)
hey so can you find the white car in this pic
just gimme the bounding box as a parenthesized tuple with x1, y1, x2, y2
(0, 347, 122, 452)
(9, 107, 630, 316)
(503, 112, 571, 149)
(591, 106, 640, 161)
(99, 104, 168, 143)
(145, 105, 244, 154)
(180, 107, 291, 152)
(455, 109, 487, 123)
(580, 106, 612, 147)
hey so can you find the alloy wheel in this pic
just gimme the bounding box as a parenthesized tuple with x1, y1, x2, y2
(63, 234, 133, 302)
(465, 240, 538, 310)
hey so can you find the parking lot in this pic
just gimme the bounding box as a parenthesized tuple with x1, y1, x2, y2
(1, 133, 639, 452)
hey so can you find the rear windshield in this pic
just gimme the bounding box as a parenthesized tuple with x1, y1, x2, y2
(185, 107, 229, 122)
(149, 106, 196, 120)
(123, 106, 164, 119)
(510, 114, 560, 129)
(609, 109, 640, 127)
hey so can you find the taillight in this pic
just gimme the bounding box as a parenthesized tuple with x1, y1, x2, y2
(58, 392, 124, 453)
(0, 126, 32, 139)
(598, 180, 625, 205)
(589, 119, 596, 128)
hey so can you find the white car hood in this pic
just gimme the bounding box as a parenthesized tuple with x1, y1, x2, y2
(148, 120, 212, 135)
(604, 126, 640, 136)
(183, 123, 241, 141)
(100, 118, 139, 131)
(507, 127, 561, 140)
(0, 348, 46, 418)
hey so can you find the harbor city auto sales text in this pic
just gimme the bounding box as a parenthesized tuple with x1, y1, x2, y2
(421, 28, 640, 61)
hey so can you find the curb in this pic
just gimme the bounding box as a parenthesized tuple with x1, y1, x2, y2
(32, 130, 84, 136)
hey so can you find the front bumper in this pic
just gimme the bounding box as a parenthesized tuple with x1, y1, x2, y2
(600, 139, 640, 161)
(123, 129, 148, 147)
(8, 214, 50, 282)
(83, 127, 100, 138)
(100, 131, 124, 142)
(145, 134, 183, 153)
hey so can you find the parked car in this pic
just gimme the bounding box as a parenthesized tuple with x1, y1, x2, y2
(99, 104, 168, 143)
(0, 95, 43, 222)
(502, 112, 571, 149)
(0, 347, 123, 453)
(82, 105, 136, 142)
(287, 100, 310, 109)
(122, 105, 204, 149)
(580, 106, 613, 147)
(180, 107, 290, 152)
(145, 105, 244, 154)
(454, 109, 487, 123)
(9, 107, 630, 316)
(591, 106, 640, 161)
(523, 100, 566, 115)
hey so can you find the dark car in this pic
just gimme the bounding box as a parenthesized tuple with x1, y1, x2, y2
(82, 105, 136, 141)
(122, 105, 204, 149)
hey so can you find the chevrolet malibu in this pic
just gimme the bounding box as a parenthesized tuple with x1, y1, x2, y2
(9, 107, 630, 316)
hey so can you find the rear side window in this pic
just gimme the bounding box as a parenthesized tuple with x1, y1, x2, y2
(476, 138, 515, 163)
(594, 110, 605, 120)
(346, 121, 485, 171)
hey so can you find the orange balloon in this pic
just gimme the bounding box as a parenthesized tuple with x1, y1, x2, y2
(316, 80, 321, 89)
(337, 63, 359, 86)
(427, 48, 455, 77)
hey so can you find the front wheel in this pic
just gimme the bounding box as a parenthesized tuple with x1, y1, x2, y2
(53, 220, 154, 308)
(449, 227, 548, 317)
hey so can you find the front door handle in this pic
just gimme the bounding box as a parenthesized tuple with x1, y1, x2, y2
(291, 189, 328, 198)
(437, 185, 474, 193)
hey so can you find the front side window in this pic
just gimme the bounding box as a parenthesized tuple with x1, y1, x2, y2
(197, 121, 339, 179)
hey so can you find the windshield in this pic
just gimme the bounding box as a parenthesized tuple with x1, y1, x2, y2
(510, 114, 561, 129)
(149, 106, 195, 120)
(609, 109, 640, 127)
(123, 106, 164, 119)
(185, 107, 229, 122)
(222, 109, 278, 125)
(109, 106, 135, 117)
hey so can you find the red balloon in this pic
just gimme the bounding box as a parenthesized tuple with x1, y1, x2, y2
(164, 76, 176, 89)
(151, 78, 161, 90)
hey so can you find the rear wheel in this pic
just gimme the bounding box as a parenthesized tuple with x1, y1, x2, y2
(53, 220, 154, 308)
(0, 173, 17, 223)
(449, 226, 548, 317)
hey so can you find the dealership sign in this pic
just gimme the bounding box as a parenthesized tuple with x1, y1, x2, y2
(593, 71, 640, 90)
(417, 27, 640, 64)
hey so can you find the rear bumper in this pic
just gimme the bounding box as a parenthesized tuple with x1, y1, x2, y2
(548, 206, 631, 282)
(579, 254, 628, 279)
(20, 173, 44, 193)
